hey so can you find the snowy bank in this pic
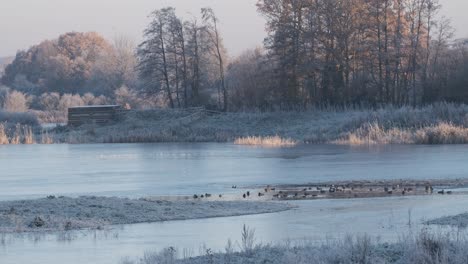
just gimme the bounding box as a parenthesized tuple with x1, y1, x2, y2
(122, 230, 468, 264)
(0, 196, 292, 233)
(50, 102, 468, 145)
(427, 213, 468, 228)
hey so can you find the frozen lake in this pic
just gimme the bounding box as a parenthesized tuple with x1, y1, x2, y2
(1, 143, 468, 263)
(0, 143, 467, 200)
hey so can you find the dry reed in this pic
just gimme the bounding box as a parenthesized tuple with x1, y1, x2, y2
(234, 136, 298, 147)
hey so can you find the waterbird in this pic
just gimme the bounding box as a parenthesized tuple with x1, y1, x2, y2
(193, 194, 198, 199)
(247, 191, 250, 197)
(438, 190, 445, 195)
(243, 193, 246, 199)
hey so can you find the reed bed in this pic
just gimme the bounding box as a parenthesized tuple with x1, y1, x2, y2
(234, 136, 298, 147)
(335, 122, 468, 145)
(0, 123, 9, 144)
(0, 123, 41, 145)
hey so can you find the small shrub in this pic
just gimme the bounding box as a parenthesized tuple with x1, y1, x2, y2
(240, 224, 256, 255)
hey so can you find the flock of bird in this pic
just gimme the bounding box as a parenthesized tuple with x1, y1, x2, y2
(192, 184, 453, 200)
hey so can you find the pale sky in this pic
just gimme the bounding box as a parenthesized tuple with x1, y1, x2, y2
(0, 0, 467, 57)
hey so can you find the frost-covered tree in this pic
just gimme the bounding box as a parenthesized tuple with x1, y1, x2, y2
(2, 32, 118, 96)
(39, 92, 61, 111)
(3, 91, 28, 112)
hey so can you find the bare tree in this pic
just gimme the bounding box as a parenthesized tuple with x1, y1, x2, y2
(202, 8, 228, 111)
(138, 8, 177, 108)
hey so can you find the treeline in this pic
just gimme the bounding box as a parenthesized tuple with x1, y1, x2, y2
(1, 1, 468, 113)
(253, 0, 467, 108)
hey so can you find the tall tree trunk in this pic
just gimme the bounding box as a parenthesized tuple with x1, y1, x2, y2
(159, 23, 174, 109)
(180, 32, 189, 108)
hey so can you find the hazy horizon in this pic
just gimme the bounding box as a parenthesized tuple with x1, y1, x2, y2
(1, 0, 467, 58)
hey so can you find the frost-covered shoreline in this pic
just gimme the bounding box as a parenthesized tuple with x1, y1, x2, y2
(47, 103, 468, 145)
(0, 196, 292, 233)
(122, 230, 468, 264)
(427, 213, 468, 228)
